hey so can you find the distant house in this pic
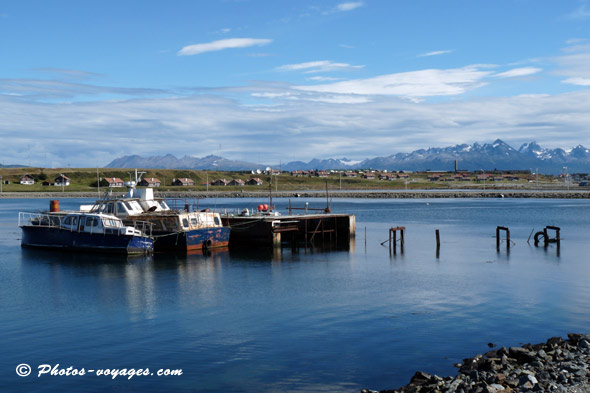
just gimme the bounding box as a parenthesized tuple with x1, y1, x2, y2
(362, 173, 375, 180)
(172, 178, 194, 186)
(343, 171, 357, 178)
(229, 179, 245, 186)
(211, 179, 229, 186)
(379, 174, 395, 181)
(290, 170, 309, 177)
(246, 178, 263, 186)
(42, 181, 52, 186)
(138, 177, 161, 187)
(104, 177, 125, 187)
(54, 174, 70, 187)
(19, 175, 35, 185)
(316, 171, 330, 178)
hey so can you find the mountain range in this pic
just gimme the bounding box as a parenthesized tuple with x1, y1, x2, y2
(105, 139, 590, 175)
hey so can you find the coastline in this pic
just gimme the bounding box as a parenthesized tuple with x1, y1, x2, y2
(1, 190, 589, 199)
(362, 333, 590, 393)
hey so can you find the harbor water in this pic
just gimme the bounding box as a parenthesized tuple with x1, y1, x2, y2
(1, 197, 590, 392)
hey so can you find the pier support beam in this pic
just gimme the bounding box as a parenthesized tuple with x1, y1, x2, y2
(496, 226, 510, 251)
(534, 226, 561, 248)
(389, 226, 405, 254)
(435, 229, 440, 258)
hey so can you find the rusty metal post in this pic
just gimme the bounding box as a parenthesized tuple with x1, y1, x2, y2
(496, 226, 510, 251)
(435, 229, 440, 257)
(389, 226, 405, 254)
(506, 228, 510, 250)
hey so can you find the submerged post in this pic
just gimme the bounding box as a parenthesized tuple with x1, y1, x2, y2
(496, 226, 510, 251)
(389, 226, 405, 254)
(435, 229, 440, 257)
(534, 226, 560, 247)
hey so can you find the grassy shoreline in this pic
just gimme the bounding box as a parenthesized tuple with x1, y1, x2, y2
(1, 189, 589, 199)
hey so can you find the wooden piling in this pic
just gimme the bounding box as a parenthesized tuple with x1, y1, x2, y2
(496, 226, 510, 251)
(389, 226, 405, 254)
(435, 229, 440, 258)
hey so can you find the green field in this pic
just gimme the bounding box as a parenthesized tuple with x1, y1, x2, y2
(0, 167, 556, 193)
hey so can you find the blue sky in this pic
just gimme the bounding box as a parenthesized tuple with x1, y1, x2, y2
(2, 0, 590, 167)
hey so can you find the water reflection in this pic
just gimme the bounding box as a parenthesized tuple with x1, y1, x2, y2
(19, 240, 357, 321)
(6, 198, 590, 393)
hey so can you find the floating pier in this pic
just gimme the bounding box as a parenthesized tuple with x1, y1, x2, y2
(222, 213, 356, 248)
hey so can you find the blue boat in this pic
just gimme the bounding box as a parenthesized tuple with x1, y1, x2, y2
(19, 211, 153, 255)
(80, 171, 229, 253)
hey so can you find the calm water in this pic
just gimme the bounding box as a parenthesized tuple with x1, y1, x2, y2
(1, 197, 590, 392)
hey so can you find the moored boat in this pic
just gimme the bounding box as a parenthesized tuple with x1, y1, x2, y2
(19, 211, 153, 255)
(81, 171, 230, 253)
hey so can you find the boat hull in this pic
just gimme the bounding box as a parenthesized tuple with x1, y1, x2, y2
(21, 226, 153, 255)
(152, 227, 230, 252)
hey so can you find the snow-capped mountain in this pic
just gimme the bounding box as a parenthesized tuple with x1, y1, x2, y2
(105, 154, 261, 171)
(105, 140, 590, 174)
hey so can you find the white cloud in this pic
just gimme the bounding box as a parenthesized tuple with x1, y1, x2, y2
(295, 66, 492, 98)
(276, 60, 364, 73)
(3, 87, 590, 166)
(562, 77, 590, 86)
(494, 67, 542, 78)
(336, 2, 364, 12)
(553, 41, 590, 83)
(307, 76, 341, 81)
(178, 38, 272, 56)
(418, 50, 453, 57)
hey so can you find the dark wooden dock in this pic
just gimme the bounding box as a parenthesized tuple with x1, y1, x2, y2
(222, 213, 356, 248)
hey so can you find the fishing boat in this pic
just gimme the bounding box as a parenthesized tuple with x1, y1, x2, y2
(80, 170, 230, 253)
(19, 211, 153, 255)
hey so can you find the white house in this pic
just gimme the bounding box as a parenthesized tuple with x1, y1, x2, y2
(19, 175, 35, 185)
(54, 174, 70, 187)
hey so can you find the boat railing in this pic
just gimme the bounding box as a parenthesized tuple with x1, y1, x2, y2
(18, 212, 63, 228)
(19, 212, 153, 238)
(132, 220, 153, 237)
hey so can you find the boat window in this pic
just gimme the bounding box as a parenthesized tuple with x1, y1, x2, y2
(86, 217, 100, 227)
(72, 216, 78, 226)
(106, 203, 114, 214)
(182, 218, 189, 228)
(103, 219, 116, 227)
(190, 218, 197, 226)
(214, 216, 221, 226)
(117, 202, 127, 214)
(63, 216, 72, 225)
(124, 202, 134, 211)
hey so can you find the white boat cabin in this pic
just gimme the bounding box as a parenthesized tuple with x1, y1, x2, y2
(83, 188, 171, 218)
(60, 213, 146, 236)
(126, 211, 223, 233)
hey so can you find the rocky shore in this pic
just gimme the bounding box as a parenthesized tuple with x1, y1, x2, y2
(1, 190, 590, 199)
(362, 334, 590, 393)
